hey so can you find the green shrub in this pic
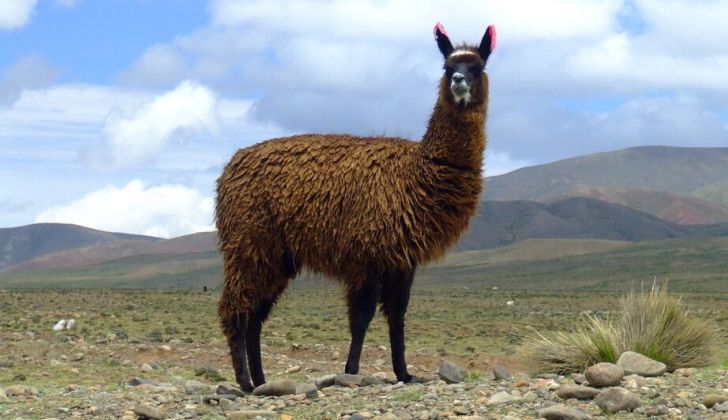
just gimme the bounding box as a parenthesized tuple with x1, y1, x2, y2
(520, 284, 715, 374)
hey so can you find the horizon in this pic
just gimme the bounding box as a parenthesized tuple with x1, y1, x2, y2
(2, 0, 728, 237)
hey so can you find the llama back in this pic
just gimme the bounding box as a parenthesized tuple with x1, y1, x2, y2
(215, 134, 429, 280)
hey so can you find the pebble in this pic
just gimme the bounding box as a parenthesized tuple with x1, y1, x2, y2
(438, 360, 465, 384)
(486, 391, 518, 405)
(0, 388, 7, 401)
(226, 410, 279, 419)
(141, 363, 154, 372)
(315, 374, 336, 389)
(252, 379, 297, 396)
(556, 384, 600, 400)
(133, 403, 165, 419)
(584, 363, 624, 388)
(286, 365, 301, 373)
(616, 351, 667, 377)
(184, 380, 215, 394)
(334, 373, 364, 387)
(493, 365, 513, 381)
(218, 397, 240, 412)
(4, 384, 38, 396)
(704, 393, 728, 408)
(216, 383, 246, 397)
(537, 404, 592, 420)
(595, 386, 641, 413)
(715, 401, 728, 412)
(129, 378, 158, 386)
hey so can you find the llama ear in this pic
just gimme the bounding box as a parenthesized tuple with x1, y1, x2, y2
(434, 22, 454, 59)
(478, 25, 496, 64)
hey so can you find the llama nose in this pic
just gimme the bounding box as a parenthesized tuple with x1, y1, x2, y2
(452, 72, 466, 84)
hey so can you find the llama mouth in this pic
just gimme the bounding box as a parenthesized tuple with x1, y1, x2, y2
(451, 87, 471, 105)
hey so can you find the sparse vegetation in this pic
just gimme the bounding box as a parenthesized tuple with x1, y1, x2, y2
(520, 284, 717, 373)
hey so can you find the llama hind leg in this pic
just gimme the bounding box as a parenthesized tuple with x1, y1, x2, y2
(344, 279, 380, 375)
(381, 268, 415, 383)
(246, 297, 276, 387)
(220, 309, 253, 392)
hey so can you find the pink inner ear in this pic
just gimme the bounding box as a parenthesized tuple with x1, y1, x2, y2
(434, 22, 448, 36)
(487, 25, 496, 52)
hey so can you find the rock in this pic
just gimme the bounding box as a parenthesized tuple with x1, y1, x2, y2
(4, 385, 37, 396)
(572, 373, 587, 384)
(334, 373, 364, 387)
(52, 319, 67, 331)
(141, 363, 154, 372)
(252, 379, 296, 396)
(216, 383, 246, 397)
(556, 384, 600, 400)
(286, 365, 301, 373)
(184, 380, 215, 394)
(537, 404, 591, 420)
(294, 382, 318, 395)
(133, 403, 165, 419)
(673, 368, 694, 377)
(584, 363, 623, 388)
(218, 397, 240, 412)
(226, 410, 279, 419)
(315, 374, 336, 389)
(203, 394, 238, 403)
(486, 391, 518, 405)
(645, 405, 669, 416)
(129, 378, 158, 386)
(492, 365, 513, 381)
(616, 351, 666, 377)
(66, 319, 77, 330)
(595, 387, 641, 413)
(438, 360, 465, 384)
(159, 345, 172, 352)
(704, 394, 728, 408)
(362, 375, 387, 386)
(0, 388, 6, 401)
(715, 401, 728, 412)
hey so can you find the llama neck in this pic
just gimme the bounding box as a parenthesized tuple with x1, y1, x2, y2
(419, 100, 486, 170)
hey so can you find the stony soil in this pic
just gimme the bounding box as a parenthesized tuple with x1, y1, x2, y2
(1, 289, 726, 419)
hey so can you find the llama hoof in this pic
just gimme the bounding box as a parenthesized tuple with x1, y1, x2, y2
(398, 374, 419, 383)
(237, 382, 254, 394)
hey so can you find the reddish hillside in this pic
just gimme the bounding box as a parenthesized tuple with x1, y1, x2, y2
(567, 187, 728, 224)
(8, 232, 217, 273)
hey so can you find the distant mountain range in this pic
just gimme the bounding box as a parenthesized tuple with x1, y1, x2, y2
(484, 146, 728, 224)
(1, 145, 727, 288)
(0, 223, 157, 272)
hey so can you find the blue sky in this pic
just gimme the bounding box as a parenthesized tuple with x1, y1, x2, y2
(1, 0, 727, 237)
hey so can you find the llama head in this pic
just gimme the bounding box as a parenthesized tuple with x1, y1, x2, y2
(434, 23, 495, 108)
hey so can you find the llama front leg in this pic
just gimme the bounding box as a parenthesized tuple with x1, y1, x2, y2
(381, 268, 415, 383)
(344, 280, 380, 375)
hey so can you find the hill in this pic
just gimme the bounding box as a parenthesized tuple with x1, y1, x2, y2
(484, 146, 728, 202)
(0, 223, 158, 272)
(564, 187, 728, 224)
(456, 196, 697, 250)
(2, 237, 726, 292)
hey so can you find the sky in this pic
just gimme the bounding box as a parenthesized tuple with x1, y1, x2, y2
(1, 0, 727, 237)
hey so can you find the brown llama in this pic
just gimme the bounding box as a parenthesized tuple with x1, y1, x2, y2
(216, 22, 496, 391)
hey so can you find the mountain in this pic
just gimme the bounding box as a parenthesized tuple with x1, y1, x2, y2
(0, 223, 158, 272)
(6, 231, 215, 273)
(564, 187, 728, 225)
(456, 196, 697, 250)
(484, 146, 728, 202)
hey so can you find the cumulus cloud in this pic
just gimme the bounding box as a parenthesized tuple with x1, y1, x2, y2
(0, 0, 36, 30)
(35, 180, 214, 238)
(1, 53, 59, 105)
(93, 81, 220, 168)
(119, 44, 189, 88)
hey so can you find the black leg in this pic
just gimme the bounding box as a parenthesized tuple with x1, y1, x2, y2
(224, 313, 254, 392)
(246, 298, 275, 387)
(344, 279, 380, 375)
(381, 267, 415, 383)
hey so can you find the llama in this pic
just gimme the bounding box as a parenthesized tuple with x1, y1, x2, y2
(216, 22, 496, 391)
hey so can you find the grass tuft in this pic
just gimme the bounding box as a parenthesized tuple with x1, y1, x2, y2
(520, 283, 716, 374)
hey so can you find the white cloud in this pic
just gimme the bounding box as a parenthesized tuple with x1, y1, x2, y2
(97, 81, 220, 168)
(35, 180, 214, 238)
(0, 0, 36, 30)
